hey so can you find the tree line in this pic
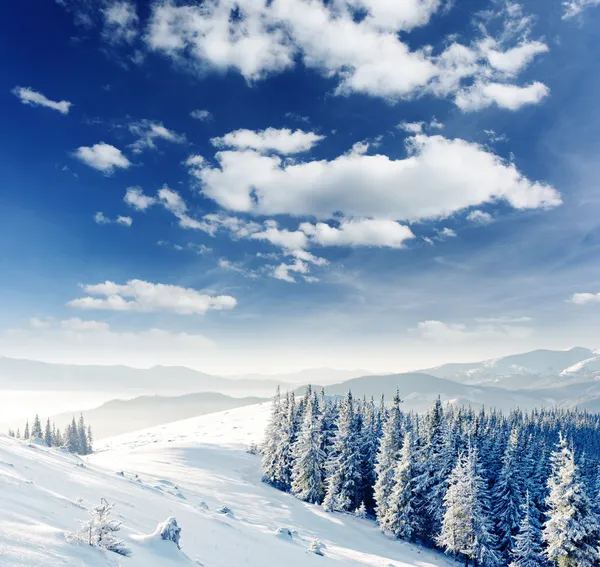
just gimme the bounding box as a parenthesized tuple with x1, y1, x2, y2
(261, 386, 600, 567)
(7, 413, 93, 455)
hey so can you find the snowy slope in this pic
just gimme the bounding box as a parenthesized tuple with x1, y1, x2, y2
(1, 403, 457, 567)
(560, 355, 600, 379)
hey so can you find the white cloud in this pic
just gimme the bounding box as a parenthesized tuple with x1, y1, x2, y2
(190, 109, 213, 121)
(414, 319, 533, 341)
(103, 1, 138, 44)
(272, 258, 309, 283)
(467, 210, 494, 225)
(67, 279, 237, 315)
(436, 227, 457, 240)
(129, 119, 186, 153)
(74, 142, 131, 173)
(456, 81, 549, 112)
(60, 318, 110, 332)
(301, 219, 415, 248)
(251, 224, 309, 250)
(94, 212, 132, 226)
(563, 0, 600, 19)
(145, 0, 548, 109)
(124, 186, 156, 210)
(189, 134, 561, 220)
(569, 292, 600, 305)
(94, 212, 111, 225)
(117, 215, 133, 227)
(211, 128, 324, 154)
(398, 121, 424, 134)
(481, 39, 549, 75)
(12, 86, 72, 114)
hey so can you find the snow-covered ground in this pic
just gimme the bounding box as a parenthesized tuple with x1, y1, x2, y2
(0, 403, 456, 567)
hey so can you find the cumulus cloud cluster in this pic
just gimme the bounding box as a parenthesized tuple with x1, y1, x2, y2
(186, 130, 561, 220)
(145, 0, 549, 110)
(68, 279, 237, 314)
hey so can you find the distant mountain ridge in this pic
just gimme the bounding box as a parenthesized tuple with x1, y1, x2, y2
(0, 356, 369, 397)
(417, 347, 596, 389)
(295, 347, 600, 414)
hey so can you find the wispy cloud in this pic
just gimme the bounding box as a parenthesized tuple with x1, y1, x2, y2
(12, 86, 72, 114)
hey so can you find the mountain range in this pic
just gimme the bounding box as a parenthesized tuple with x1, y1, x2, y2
(5, 347, 600, 437)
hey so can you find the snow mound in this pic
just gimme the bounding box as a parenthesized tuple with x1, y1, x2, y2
(276, 527, 294, 538)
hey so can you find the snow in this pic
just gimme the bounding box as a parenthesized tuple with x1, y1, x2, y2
(0, 403, 457, 567)
(560, 356, 600, 377)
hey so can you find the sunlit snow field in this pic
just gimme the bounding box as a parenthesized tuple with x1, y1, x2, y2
(0, 403, 456, 567)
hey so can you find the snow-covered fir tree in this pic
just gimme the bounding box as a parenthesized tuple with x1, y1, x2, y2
(437, 444, 500, 567)
(543, 434, 600, 567)
(262, 386, 284, 487)
(509, 491, 544, 567)
(71, 498, 131, 556)
(323, 391, 362, 512)
(385, 431, 420, 541)
(373, 391, 402, 525)
(31, 414, 42, 439)
(494, 427, 525, 559)
(291, 389, 326, 503)
(262, 388, 600, 563)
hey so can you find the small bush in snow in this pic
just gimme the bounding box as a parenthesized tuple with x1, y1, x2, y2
(246, 442, 260, 455)
(308, 540, 325, 556)
(216, 505, 232, 515)
(68, 498, 131, 556)
(354, 502, 367, 519)
(157, 517, 181, 549)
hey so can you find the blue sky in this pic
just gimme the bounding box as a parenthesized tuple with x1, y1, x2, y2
(1, 0, 600, 374)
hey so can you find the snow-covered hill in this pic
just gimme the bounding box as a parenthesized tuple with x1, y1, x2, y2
(419, 347, 595, 388)
(0, 403, 456, 567)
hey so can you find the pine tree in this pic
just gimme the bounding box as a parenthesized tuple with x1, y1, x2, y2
(494, 428, 525, 558)
(24, 419, 30, 440)
(16, 428, 21, 439)
(359, 397, 379, 512)
(420, 396, 454, 540)
(71, 498, 131, 556)
(32, 414, 42, 439)
(373, 391, 402, 526)
(385, 432, 420, 541)
(87, 425, 93, 453)
(44, 418, 52, 447)
(323, 391, 362, 512)
(438, 445, 500, 567)
(509, 491, 544, 567)
(291, 391, 326, 503)
(78, 414, 88, 455)
(262, 387, 283, 487)
(542, 435, 600, 567)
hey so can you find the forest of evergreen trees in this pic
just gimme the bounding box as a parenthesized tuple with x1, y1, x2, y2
(7, 413, 93, 455)
(262, 386, 600, 567)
